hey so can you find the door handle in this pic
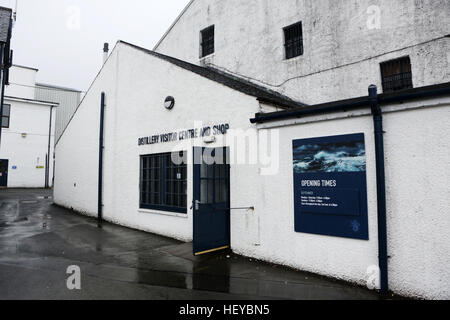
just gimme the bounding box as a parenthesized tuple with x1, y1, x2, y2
(191, 200, 200, 211)
(214, 206, 254, 211)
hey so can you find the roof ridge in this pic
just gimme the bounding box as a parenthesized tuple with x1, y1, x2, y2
(119, 40, 307, 109)
(205, 65, 300, 103)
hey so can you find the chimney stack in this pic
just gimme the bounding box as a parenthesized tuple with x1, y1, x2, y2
(103, 43, 109, 65)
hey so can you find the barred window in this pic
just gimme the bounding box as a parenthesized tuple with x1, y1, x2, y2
(284, 22, 303, 59)
(140, 152, 187, 213)
(200, 25, 215, 58)
(1, 104, 10, 128)
(380, 57, 413, 93)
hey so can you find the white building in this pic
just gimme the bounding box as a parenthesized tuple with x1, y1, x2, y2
(0, 65, 59, 188)
(53, 0, 450, 299)
(0, 65, 58, 188)
(154, 0, 450, 104)
(0, 64, 82, 188)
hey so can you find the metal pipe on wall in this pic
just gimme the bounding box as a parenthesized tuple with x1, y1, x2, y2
(369, 85, 389, 294)
(98, 92, 106, 226)
(0, 18, 13, 149)
(0, 42, 5, 148)
(45, 106, 54, 188)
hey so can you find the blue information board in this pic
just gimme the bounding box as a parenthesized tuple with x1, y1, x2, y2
(292, 133, 369, 240)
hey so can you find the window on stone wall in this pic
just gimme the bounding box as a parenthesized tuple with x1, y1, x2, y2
(380, 57, 413, 93)
(1, 104, 10, 128)
(200, 25, 215, 58)
(284, 22, 303, 59)
(140, 151, 187, 213)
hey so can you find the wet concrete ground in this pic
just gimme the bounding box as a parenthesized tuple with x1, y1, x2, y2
(0, 189, 383, 300)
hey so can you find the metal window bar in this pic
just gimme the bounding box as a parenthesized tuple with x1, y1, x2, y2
(201, 26, 215, 57)
(140, 152, 187, 211)
(284, 22, 303, 59)
(381, 57, 413, 93)
(1, 104, 10, 128)
(165, 153, 187, 208)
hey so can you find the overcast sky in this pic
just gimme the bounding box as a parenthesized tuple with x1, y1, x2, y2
(0, 0, 191, 91)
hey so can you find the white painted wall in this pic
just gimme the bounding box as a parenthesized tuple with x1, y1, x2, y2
(239, 97, 450, 300)
(0, 65, 57, 188)
(54, 41, 450, 299)
(155, 0, 450, 104)
(6, 65, 37, 99)
(0, 99, 55, 188)
(54, 42, 261, 242)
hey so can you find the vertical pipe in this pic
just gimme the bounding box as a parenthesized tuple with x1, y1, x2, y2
(0, 19, 12, 149)
(369, 85, 389, 294)
(45, 154, 48, 188)
(0, 43, 5, 149)
(98, 92, 106, 226)
(45, 106, 53, 188)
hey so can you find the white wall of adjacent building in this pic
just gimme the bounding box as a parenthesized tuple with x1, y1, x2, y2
(53, 41, 450, 299)
(35, 84, 82, 144)
(240, 96, 450, 300)
(154, 0, 450, 105)
(0, 65, 57, 188)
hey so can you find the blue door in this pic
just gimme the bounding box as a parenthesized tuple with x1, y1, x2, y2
(0, 159, 8, 187)
(193, 147, 230, 256)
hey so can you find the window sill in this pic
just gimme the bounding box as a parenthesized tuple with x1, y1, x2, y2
(283, 54, 304, 62)
(138, 208, 189, 219)
(199, 53, 215, 64)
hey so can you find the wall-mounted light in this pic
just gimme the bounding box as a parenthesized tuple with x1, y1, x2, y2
(164, 96, 175, 110)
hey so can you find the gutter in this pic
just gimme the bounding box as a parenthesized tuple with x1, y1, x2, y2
(250, 82, 450, 124)
(4, 96, 60, 106)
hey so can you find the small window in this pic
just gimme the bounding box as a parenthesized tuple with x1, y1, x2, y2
(284, 22, 303, 59)
(1, 104, 10, 128)
(380, 57, 413, 93)
(200, 25, 215, 58)
(140, 151, 187, 213)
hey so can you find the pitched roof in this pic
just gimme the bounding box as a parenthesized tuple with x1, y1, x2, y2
(0, 6, 12, 43)
(119, 41, 307, 109)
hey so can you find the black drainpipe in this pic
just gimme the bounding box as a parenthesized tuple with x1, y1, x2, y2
(0, 19, 12, 149)
(0, 43, 5, 148)
(98, 92, 106, 227)
(369, 85, 389, 294)
(45, 106, 54, 188)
